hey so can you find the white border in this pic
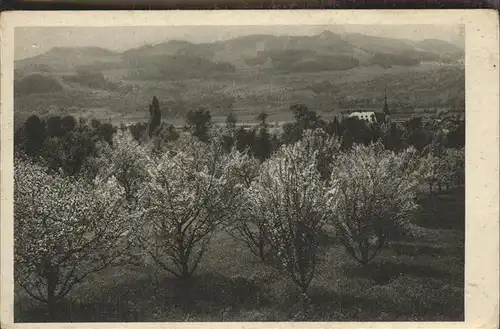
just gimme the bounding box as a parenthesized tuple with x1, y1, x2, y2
(1, 9, 499, 329)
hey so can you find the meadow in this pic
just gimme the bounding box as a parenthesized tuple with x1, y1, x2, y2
(14, 186, 464, 322)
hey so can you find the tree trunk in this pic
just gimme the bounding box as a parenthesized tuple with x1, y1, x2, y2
(176, 223, 191, 279)
(178, 275, 193, 311)
(258, 234, 266, 262)
(300, 283, 309, 295)
(180, 260, 190, 279)
(298, 290, 311, 318)
(46, 267, 59, 320)
(359, 239, 369, 265)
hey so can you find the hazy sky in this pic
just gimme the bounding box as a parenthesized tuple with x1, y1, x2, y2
(15, 24, 464, 60)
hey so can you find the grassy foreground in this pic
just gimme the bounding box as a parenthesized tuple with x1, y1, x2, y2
(15, 187, 464, 322)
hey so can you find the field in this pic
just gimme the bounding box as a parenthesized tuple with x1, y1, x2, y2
(15, 187, 464, 322)
(14, 63, 464, 128)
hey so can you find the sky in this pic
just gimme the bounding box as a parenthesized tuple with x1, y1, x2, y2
(15, 24, 464, 60)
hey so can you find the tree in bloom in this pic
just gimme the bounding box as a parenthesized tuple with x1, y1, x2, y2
(442, 147, 465, 188)
(418, 152, 442, 197)
(247, 141, 334, 294)
(422, 146, 465, 194)
(329, 142, 420, 265)
(225, 154, 270, 261)
(136, 135, 246, 279)
(418, 126, 465, 196)
(14, 157, 134, 318)
(422, 129, 449, 193)
(228, 130, 339, 263)
(95, 129, 151, 204)
(296, 128, 341, 181)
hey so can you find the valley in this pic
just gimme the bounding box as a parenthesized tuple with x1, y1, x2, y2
(14, 31, 465, 126)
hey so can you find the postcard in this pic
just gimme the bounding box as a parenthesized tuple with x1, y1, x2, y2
(1, 9, 498, 329)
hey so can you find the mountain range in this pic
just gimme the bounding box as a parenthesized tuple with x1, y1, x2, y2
(14, 31, 465, 124)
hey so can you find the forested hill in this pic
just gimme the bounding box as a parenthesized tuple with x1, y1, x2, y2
(16, 31, 463, 76)
(14, 31, 464, 122)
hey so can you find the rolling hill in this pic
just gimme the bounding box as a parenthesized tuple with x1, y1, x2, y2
(14, 30, 465, 124)
(16, 47, 122, 76)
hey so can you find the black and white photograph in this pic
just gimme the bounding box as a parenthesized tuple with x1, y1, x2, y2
(1, 10, 498, 328)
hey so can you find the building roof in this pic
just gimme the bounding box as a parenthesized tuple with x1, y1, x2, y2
(349, 111, 376, 116)
(348, 111, 378, 122)
(342, 109, 386, 116)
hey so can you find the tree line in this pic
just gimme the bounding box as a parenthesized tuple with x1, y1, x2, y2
(15, 98, 464, 175)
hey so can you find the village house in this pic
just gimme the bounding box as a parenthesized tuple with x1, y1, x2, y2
(348, 111, 378, 123)
(343, 89, 390, 123)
